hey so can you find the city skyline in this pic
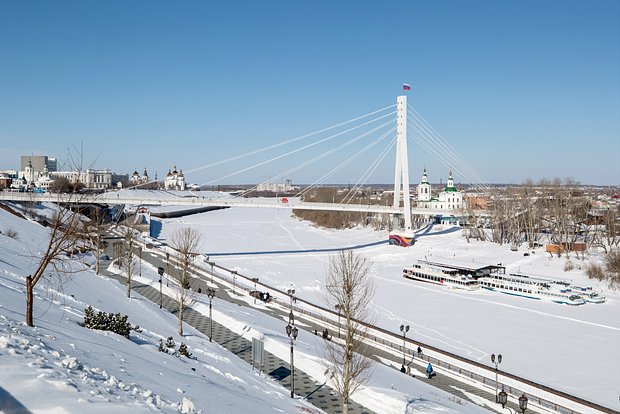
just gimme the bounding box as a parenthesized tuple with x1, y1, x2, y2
(1, 1, 618, 186)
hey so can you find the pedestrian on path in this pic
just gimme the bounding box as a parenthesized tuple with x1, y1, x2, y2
(426, 362, 434, 379)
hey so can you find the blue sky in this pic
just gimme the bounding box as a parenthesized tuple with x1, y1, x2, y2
(1, 1, 618, 186)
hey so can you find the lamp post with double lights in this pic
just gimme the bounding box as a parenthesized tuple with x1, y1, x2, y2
(206, 288, 215, 342)
(157, 266, 165, 309)
(287, 288, 295, 311)
(498, 389, 528, 414)
(251, 278, 259, 304)
(285, 311, 298, 398)
(400, 324, 410, 370)
(491, 353, 502, 403)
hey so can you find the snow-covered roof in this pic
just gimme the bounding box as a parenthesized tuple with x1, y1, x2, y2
(420, 256, 503, 272)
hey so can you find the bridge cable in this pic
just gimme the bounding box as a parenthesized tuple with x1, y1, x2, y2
(237, 121, 395, 198)
(407, 109, 491, 192)
(296, 127, 396, 199)
(295, 125, 395, 198)
(117, 104, 395, 191)
(408, 110, 488, 189)
(205, 112, 396, 185)
(409, 106, 491, 190)
(185, 104, 396, 177)
(409, 120, 488, 192)
(410, 121, 489, 194)
(340, 136, 397, 205)
(339, 132, 397, 204)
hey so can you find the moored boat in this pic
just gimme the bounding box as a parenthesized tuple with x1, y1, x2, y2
(583, 292, 606, 303)
(571, 286, 606, 303)
(479, 272, 586, 305)
(403, 261, 480, 291)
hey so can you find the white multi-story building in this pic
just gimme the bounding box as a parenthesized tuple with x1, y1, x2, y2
(51, 169, 113, 189)
(256, 180, 293, 192)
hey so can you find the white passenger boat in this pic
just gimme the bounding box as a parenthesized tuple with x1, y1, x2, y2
(571, 285, 606, 303)
(478, 272, 586, 305)
(403, 261, 480, 291)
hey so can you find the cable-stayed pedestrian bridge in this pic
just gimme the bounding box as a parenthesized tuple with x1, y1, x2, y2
(3, 92, 491, 245)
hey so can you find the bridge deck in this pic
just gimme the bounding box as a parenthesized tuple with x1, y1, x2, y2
(0, 191, 486, 216)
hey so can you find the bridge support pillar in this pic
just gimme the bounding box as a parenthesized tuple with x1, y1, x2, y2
(389, 94, 414, 247)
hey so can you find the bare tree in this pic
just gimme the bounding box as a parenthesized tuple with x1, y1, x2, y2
(600, 207, 620, 252)
(49, 176, 73, 193)
(519, 179, 542, 249)
(170, 227, 203, 336)
(119, 225, 138, 298)
(324, 250, 375, 414)
(86, 207, 109, 275)
(25, 201, 89, 327)
(489, 188, 508, 245)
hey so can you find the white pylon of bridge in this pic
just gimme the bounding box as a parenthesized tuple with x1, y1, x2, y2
(392, 95, 414, 238)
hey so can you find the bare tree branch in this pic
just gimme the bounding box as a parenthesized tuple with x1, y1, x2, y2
(323, 250, 375, 414)
(170, 227, 203, 336)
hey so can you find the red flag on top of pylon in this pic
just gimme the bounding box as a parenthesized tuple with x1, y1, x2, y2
(403, 83, 411, 91)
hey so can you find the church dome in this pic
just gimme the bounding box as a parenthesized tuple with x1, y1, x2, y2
(443, 171, 458, 192)
(420, 168, 429, 185)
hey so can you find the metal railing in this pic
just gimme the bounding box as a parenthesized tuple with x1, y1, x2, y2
(196, 259, 614, 414)
(137, 237, 613, 414)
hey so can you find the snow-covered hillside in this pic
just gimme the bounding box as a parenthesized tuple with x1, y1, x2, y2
(0, 209, 323, 413)
(0, 204, 490, 413)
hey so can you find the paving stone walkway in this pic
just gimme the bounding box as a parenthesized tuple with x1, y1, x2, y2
(100, 254, 373, 414)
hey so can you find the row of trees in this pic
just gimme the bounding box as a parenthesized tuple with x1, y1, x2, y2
(293, 187, 391, 230)
(22, 196, 201, 336)
(462, 178, 620, 255)
(113, 224, 201, 336)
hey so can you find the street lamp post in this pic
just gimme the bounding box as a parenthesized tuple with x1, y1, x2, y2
(251, 278, 259, 304)
(400, 324, 410, 369)
(232, 271, 237, 294)
(287, 288, 295, 311)
(285, 311, 299, 398)
(157, 266, 164, 309)
(498, 389, 528, 414)
(138, 246, 142, 277)
(208, 261, 214, 284)
(207, 288, 215, 342)
(335, 304, 341, 338)
(491, 353, 503, 403)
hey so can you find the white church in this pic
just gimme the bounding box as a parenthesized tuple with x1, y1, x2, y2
(130, 168, 149, 185)
(165, 166, 186, 191)
(416, 169, 464, 211)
